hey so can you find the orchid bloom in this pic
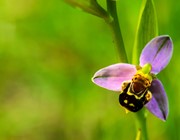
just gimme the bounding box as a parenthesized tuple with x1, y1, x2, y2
(92, 35, 173, 121)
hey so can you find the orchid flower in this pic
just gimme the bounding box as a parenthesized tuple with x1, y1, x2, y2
(92, 35, 173, 121)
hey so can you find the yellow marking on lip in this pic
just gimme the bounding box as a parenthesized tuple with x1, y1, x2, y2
(124, 99, 128, 104)
(129, 103, 135, 107)
(145, 91, 152, 101)
(126, 91, 146, 99)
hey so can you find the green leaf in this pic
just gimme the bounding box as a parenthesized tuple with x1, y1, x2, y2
(132, 0, 158, 65)
(64, 0, 108, 18)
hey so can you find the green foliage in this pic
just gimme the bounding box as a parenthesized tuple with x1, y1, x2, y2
(132, 0, 158, 65)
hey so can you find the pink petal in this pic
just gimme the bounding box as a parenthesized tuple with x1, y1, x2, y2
(92, 63, 137, 91)
(145, 79, 168, 121)
(140, 35, 173, 74)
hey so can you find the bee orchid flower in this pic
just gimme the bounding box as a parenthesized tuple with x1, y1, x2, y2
(92, 35, 173, 121)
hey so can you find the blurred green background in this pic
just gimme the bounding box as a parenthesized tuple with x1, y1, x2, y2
(0, 0, 179, 139)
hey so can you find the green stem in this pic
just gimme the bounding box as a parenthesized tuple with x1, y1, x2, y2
(136, 109, 148, 140)
(106, 0, 128, 63)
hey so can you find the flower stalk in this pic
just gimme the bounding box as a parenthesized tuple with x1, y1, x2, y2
(136, 109, 148, 140)
(106, 0, 128, 63)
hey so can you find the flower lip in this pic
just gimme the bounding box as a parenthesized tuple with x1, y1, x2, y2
(140, 35, 173, 74)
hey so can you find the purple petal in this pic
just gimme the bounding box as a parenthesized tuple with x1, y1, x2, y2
(92, 63, 137, 91)
(145, 79, 168, 121)
(140, 35, 173, 74)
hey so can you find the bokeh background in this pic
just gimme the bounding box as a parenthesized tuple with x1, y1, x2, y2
(0, 0, 179, 139)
